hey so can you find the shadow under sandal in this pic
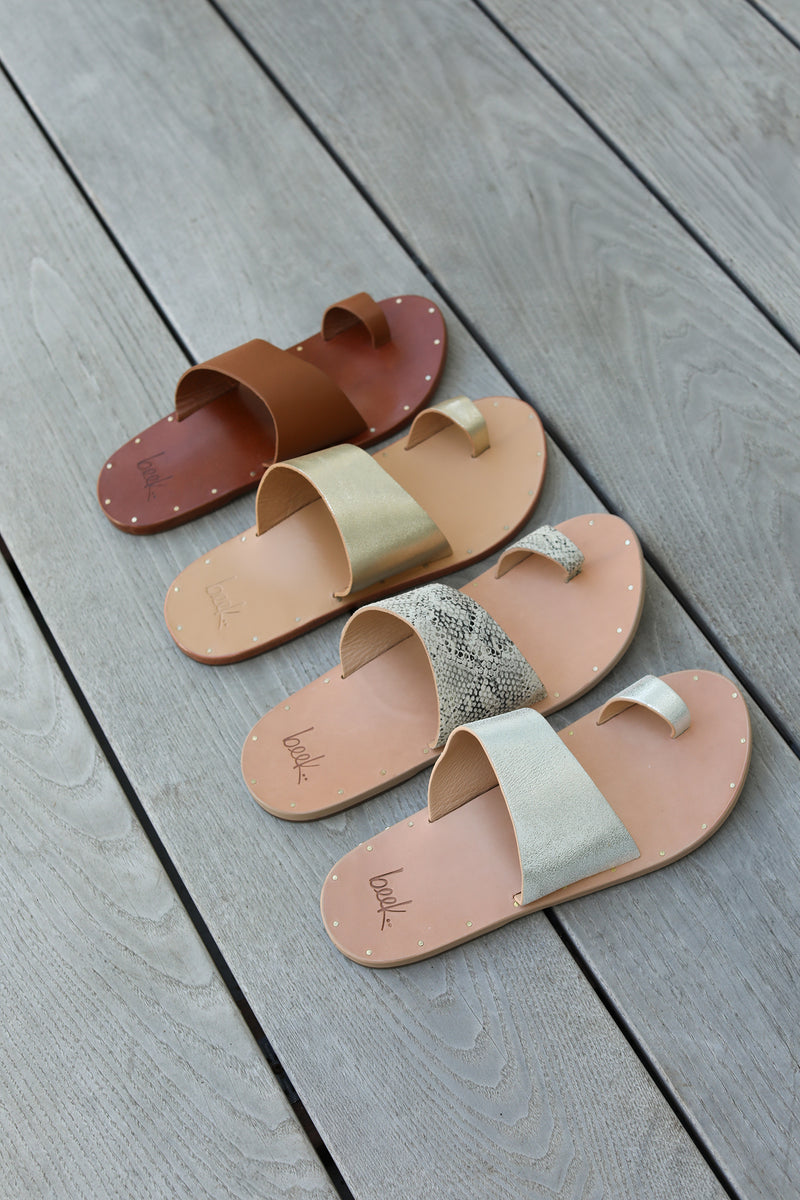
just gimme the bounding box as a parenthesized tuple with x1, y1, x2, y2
(320, 670, 751, 966)
(98, 293, 447, 533)
(165, 395, 546, 662)
(243, 514, 644, 818)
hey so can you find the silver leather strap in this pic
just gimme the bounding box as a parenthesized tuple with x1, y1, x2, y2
(496, 524, 584, 582)
(428, 708, 640, 904)
(597, 674, 690, 738)
(340, 583, 545, 748)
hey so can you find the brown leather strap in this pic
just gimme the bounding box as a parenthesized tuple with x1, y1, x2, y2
(321, 292, 391, 347)
(174, 339, 367, 461)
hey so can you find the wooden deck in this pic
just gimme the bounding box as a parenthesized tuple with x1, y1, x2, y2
(2, 0, 798, 1195)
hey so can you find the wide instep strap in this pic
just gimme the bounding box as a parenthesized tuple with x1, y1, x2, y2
(428, 708, 640, 904)
(340, 583, 545, 747)
(255, 444, 450, 597)
(174, 338, 366, 460)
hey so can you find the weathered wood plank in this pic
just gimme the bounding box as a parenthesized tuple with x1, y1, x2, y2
(197, 0, 800, 743)
(0, 554, 338, 1198)
(487, 0, 800, 338)
(0, 20, 727, 1200)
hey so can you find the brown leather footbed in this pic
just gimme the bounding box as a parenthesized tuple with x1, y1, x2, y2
(99, 295, 446, 533)
(164, 396, 547, 663)
(320, 670, 751, 966)
(242, 514, 644, 819)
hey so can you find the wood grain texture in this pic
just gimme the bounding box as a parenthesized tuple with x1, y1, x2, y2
(0, 27, 726, 1200)
(489, 0, 800, 337)
(0, 554, 337, 1198)
(201, 0, 800, 743)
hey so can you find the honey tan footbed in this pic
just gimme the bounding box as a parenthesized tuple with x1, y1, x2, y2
(243, 514, 644, 818)
(165, 396, 546, 663)
(321, 670, 751, 966)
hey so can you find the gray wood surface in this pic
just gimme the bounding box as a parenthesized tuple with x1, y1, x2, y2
(488, 0, 800, 338)
(0, 556, 336, 1199)
(198, 0, 800, 743)
(0, 13, 730, 1199)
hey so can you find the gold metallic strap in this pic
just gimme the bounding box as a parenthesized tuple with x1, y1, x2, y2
(405, 395, 489, 457)
(255, 443, 451, 597)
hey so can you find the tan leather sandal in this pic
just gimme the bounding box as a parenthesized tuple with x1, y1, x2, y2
(165, 395, 546, 663)
(242, 514, 644, 818)
(98, 293, 446, 533)
(321, 671, 751, 966)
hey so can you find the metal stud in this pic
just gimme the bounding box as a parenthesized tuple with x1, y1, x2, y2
(379, 769, 387, 776)
(211, 488, 218, 495)
(251, 735, 258, 742)
(592, 666, 598, 672)
(167, 416, 173, 422)
(173, 586, 180, 592)
(365, 949, 373, 956)
(434, 338, 440, 345)
(366, 845, 373, 852)
(177, 625, 183, 632)
(428, 306, 435, 313)
(396, 298, 403, 304)
(403, 404, 410, 411)
(252, 636, 258, 642)
(693, 675, 699, 681)
(624, 539, 631, 546)
(370, 427, 376, 433)
(659, 850, 666, 856)
(493, 401, 499, 408)
(131, 516, 138, 523)
(617, 627, 623, 634)
(417, 940, 424, 947)
(407, 820, 415, 827)
(323, 678, 330, 684)
(296, 345, 304, 352)
(250, 779, 256, 785)
(627, 584, 633, 591)
(331, 874, 338, 881)
(250, 471, 257, 477)
(503, 524, 509, 531)
(207, 648, 212, 654)
(337, 789, 344, 795)
(173, 505, 180, 512)
(422, 747, 431, 755)
(589, 519, 595, 526)
(730, 782, 736, 789)
(295, 616, 301, 622)
(134, 438, 141, 445)
(731, 691, 738, 699)
(205, 559, 211, 565)
(290, 802, 296, 808)
(466, 921, 473, 928)
(332, 920, 339, 927)
(553, 692, 560, 699)
(241, 535, 247, 542)
(425, 374, 432, 382)
(104, 499, 111, 505)
(284, 705, 291, 711)
(740, 738, 746, 744)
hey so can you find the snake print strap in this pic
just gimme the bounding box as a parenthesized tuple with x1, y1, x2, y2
(339, 583, 546, 748)
(496, 524, 584, 582)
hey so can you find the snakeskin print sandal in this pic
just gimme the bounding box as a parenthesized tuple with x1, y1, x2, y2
(320, 671, 751, 965)
(98, 293, 446, 533)
(165, 395, 546, 662)
(242, 514, 644, 818)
